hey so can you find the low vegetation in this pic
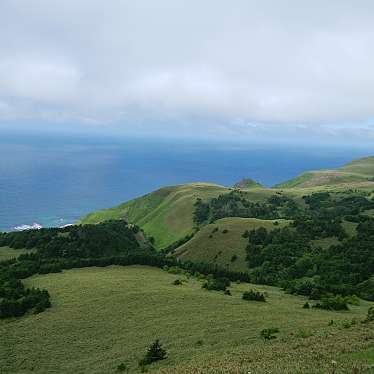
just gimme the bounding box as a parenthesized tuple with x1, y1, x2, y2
(242, 289, 266, 302)
(260, 327, 279, 340)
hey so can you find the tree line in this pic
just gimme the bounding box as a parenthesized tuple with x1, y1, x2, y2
(244, 192, 374, 301)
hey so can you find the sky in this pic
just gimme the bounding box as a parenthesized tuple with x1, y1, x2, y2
(0, 0, 374, 143)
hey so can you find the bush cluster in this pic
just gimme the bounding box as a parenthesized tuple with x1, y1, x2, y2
(242, 290, 266, 302)
(139, 340, 167, 368)
(313, 295, 349, 311)
(202, 277, 231, 292)
(260, 328, 279, 340)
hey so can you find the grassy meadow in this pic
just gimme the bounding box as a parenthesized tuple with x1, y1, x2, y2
(1, 265, 373, 374)
(176, 217, 289, 272)
(0, 246, 33, 261)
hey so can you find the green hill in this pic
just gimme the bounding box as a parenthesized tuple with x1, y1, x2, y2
(276, 156, 374, 188)
(80, 183, 280, 249)
(1, 265, 372, 374)
(175, 217, 289, 272)
(81, 183, 229, 249)
(81, 156, 374, 250)
(342, 156, 374, 176)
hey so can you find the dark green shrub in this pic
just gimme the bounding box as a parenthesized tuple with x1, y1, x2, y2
(230, 255, 237, 262)
(344, 295, 360, 306)
(356, 278, 374, 301)
(302, 302, 310, 309)
(260, 328, 279, 340)
(117, 363, 128, 372)
(242, 290, 266, 302)
(172, 279, 183, 285)
(224, 289, 232, 296)
(313, 295, 349, 311)
(139, 340, 167, 367)
(362, 307, 374, 323)
(222, 229, 228, 234)
(202, 277, 231, 291)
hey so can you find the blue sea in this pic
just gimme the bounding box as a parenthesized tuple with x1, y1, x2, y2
(0, 130, 373, 232)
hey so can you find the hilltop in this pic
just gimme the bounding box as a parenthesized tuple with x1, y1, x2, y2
(276, 156, 374, 188)
(233, 178, 263, 189)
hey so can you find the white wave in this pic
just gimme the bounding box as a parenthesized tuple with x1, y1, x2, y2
(14, 223, 43, 231)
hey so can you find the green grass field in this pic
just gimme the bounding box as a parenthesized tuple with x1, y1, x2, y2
(1, 266, 373, 374)
(175, 217, 289, 272)
(0, 246, 33, 261)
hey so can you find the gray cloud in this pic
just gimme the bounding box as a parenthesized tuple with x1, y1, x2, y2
(0, 0, 374, 130)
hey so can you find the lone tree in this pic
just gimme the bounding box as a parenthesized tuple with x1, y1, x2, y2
(139, 339, 167, 367)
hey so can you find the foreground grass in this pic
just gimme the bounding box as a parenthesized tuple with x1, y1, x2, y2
(155, 326, 374, 374)
(1, 266, 372, 373)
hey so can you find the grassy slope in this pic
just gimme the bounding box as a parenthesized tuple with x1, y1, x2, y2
(80, 184, 289, 249)
(81, 183, 229, 249)
(342, 156, 374, 175)
(1, 266, 372, 374)
(0, 246, 33, 261)
(276, 156, 374, 188)
(79, 182, 367, 254)
(176, 217, 289, 272)
(81, 183, 308, 248)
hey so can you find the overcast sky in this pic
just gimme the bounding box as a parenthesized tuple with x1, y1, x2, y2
(1, 0, 374, 141)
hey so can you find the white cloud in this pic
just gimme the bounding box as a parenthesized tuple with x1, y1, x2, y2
(0, 58, 81, 102)
(0, 0, 374, 131)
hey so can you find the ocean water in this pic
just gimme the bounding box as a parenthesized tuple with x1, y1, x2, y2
(0, 131, 373, 232)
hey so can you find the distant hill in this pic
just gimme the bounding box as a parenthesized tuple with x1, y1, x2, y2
(81, 155, 374, 250)
(81, 183, 229, 248)
(276, 156, 374, 188)
(233, 178, 262, 189)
